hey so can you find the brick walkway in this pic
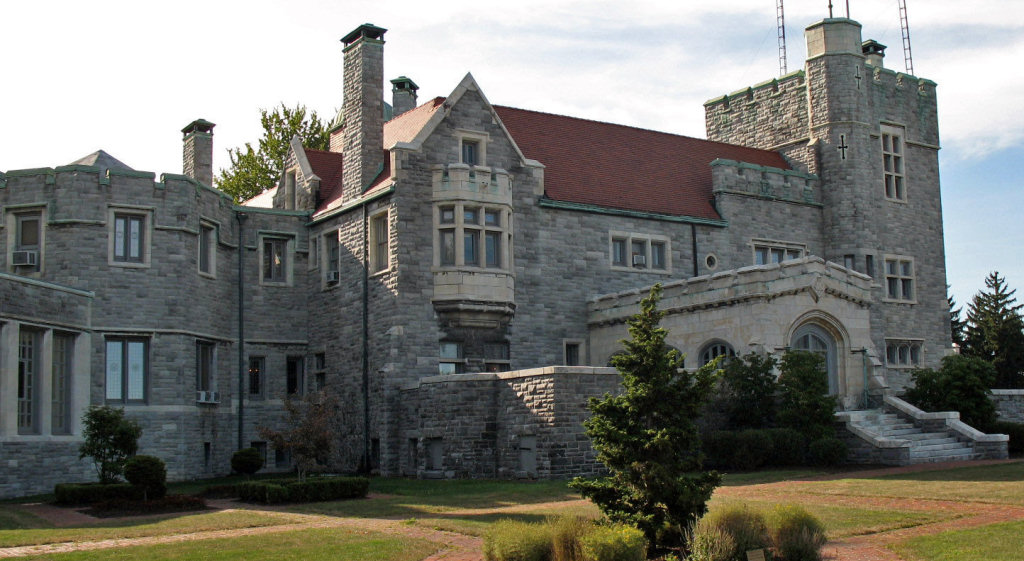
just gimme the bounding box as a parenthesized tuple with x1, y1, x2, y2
(3, 460, 1021, 561)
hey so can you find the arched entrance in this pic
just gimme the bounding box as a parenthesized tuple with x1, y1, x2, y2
(791, 323, 839, 395)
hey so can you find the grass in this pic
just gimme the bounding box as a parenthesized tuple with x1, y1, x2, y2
(891, 519, 1024, 561)
(0, 509, 50, 531)
(0, 510, 302, 548)
(18, 527, 439, 561)
(795, 461, 1024, 505)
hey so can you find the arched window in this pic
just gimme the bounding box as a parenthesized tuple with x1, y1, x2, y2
(699, 341, 736, 366)
(791, 324, 838, 395)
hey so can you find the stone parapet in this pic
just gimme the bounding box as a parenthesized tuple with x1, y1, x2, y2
(992, 390, 1024, 423)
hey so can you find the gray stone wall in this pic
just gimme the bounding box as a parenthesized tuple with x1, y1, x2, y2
(993, 390, 1024, 423)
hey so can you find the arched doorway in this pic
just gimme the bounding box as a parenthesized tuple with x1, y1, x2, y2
(791, 324, 838, 395)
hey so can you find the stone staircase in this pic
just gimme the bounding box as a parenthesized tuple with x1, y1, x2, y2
(837, 396, 1009, 465)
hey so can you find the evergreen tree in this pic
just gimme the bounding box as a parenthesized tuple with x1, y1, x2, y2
(570, 285, 721, 551)
(963, 272, 1024, 388)
(216, 103, 330, 202)
(949, 286, 966, 349)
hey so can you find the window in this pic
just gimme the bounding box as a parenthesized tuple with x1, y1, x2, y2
(436, 204, 509, 269)
(14, 211, 42, 271)
(865, 255, 875, 278)
(313, 352, 326, 391)
(426, 438, 444, 470)
(564, 341, 583, 366)
(884, 256, 915, 302)
(251, 441, 268, 467)
(248, 356, 265, 398)
(843, 254, 855, 270)
(262, 238, 288, 283)
(204, 442, 212, 468)
(609, 232, 671, 272)
(18, 329, 40, 434)
(881, 125, 906, 201)
(370, 212, 389, 273)
(308, 234, 319, 270)
(286, 356, 304, 395)
(196, 341, 215, 393)
(439, 342, 463, 375)
(323, 231, 340, 284)
(106, 338, 147, 403)
(462, 139, 479, 166)
(886, 339, 922, 368)
(484, 342, 510, 373)
(752, 240, 804, 265)
(113, 213, 146, 264)
(699, 341, 736, 366)
(198, 223, 216, 275)
(52, 333, 74, 434)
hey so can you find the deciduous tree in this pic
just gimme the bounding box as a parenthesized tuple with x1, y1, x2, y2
(259, 390, 339, 480)
(79, 405, 142, 483)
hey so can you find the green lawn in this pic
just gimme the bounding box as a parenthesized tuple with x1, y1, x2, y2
(19, 527, 439, 561)
(892, 520, 1024, 561)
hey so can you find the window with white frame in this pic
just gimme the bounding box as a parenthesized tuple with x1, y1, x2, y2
(370, 211, 390, 273)
(699, 340, 736, 366)
(111, 211, 149, 265)
(14, 211, 42, 272)
(752, 239, 804, 265)
(18, 328, 40, 434)
(106, 338, 148, 403)
(439, 342, 464, 375)
(884, 256, 915, 302)
(261, 237, 289, 284)
(51, 333, 74, 435)
(436, 204, 510, 269)
(886, 339, 922, 368)
(198, 223, 216, 276)
(881, 125, 906, 201)
(609, 232, 671, 272)
(196, 341, 215, 393)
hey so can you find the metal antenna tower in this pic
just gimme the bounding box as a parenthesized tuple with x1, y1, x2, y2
(898, 0, 915, 75)
(777, 0, 788, 75)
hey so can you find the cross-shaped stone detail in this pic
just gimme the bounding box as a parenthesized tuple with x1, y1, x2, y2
(855, 67, 863, 90)
(837, 134, 849, 160)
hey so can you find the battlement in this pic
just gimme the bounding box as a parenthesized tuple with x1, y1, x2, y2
(704, 70, 806, 110)
(710, 158, 820, 205)
(866, 63, 937, 96)
(1, 164, 233, 204)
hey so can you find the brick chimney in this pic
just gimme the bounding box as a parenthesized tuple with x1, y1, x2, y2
(390, 76, 419, 118)
(862, 39, 886, 67)
(182, 119, 216, 186)
(341, 23, 386, 202)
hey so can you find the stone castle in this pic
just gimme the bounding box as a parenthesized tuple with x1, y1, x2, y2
(1, 17, 1004, 497)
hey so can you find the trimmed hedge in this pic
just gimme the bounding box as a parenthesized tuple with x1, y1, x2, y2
(124, 455, 167, 500)
(54, 482, 139, 505)
(991, 421, 1024, 455)
(705, 428, 811, 470)
(807, 437, 847, 467)
(236, 476, 370, 504)
(766, 428, 806, 467)
(91, 494, 207, 515)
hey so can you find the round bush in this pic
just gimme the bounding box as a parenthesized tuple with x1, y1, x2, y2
(123, 455, 167, 500)
(767, 428, 806, 466)
(807, 437, 847, 467)
(232, 447, 264, 475)
(733, 429, 773, 471)
(767, 504, 826, 561)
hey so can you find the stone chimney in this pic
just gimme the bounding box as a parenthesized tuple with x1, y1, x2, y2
(862, 39, 886, 67)
(182, 119, 216, 186)
(390, 76, 419, 118)
(341, 23, 386, 202)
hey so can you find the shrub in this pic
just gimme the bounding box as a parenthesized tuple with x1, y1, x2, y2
(200, 483, 240, 498)
(483, 519, 553, 561)
(231, 447, 264, 476)
(550, 515, 588, 561)
(235, 476, 369, 504)
(766, 428, 806, 466)
(54, 482, 138, 505)
(732, 430, 773, 471)
(807, 437, 847, 467)
(579, 523, 646, 561)
(91, 494, 207, 515)
(904, 355, 998, 430)
(690, 504, 770, 561)
(777, 352, 837, 442)
(990, 421, 1024, 455)
(703, 431, 738, 470)
(79, 405, 142, 483)
(766, 504, 826, 561)
(123, 455, 167, 500)
(721, 352, 778, 430)
(687, 523, 736, 561)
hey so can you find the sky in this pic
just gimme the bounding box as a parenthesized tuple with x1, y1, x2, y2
(2, 0, 1022, 308)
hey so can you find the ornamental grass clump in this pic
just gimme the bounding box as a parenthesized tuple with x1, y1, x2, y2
(578, 523, 647, 561)
(688, 504, 770, 561)
(483, 519, 554, 561)
(766, 504, 827, 561)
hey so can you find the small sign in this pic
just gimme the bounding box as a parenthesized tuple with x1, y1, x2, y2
(746, 549, 767, 561)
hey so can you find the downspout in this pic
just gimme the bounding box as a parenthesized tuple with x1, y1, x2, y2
(690, 223, 699, 277)
(236, 211, 248, 451)
(361, 203, 370, 473)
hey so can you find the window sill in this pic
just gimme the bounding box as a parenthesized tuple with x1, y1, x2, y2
(369, 266, 394, 278)
(884, 197, 909, 204)
(198, 271, 216, 279)
(259, 280, 291, 287)
(110, 261, 151, 269)
(881, 298, 917, 305)
(609, 265, 673, 275)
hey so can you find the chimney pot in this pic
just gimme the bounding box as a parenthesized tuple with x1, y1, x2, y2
(862, 39, 886, 67)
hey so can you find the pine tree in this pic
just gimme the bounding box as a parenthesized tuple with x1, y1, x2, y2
(216, 103, 330, 202)
(949, 286, 966, 349)
(963, 272, 1024, 388)
(570, 284, 721, 551)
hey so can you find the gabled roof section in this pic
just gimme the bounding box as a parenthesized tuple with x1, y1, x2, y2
(494, 106, 791, 221)
(68, 150, 133, 176)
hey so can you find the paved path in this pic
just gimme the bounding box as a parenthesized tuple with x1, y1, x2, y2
(3, 460, 1021, 561)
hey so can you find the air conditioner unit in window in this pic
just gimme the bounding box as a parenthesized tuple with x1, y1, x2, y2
(12, 250, 38, 267)
(325, 270, 340, 284)
(195, 390, 220, 404)
(632, 254, 646, 267)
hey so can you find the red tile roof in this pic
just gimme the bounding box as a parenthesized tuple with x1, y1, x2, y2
(494, 106, 790, 221)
